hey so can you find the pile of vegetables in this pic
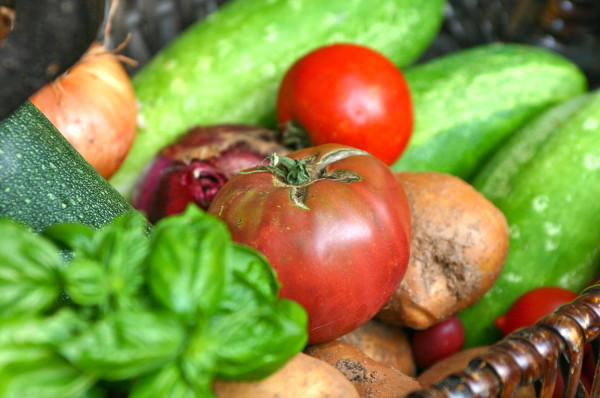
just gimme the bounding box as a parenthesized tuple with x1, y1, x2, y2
(1, 0, 600, 396)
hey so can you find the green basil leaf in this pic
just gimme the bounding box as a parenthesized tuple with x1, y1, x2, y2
(0, 219, 63, 318)
(0, 344, 95, 398)
(130, 362, 210, 398)
(206, 299, 307, 381)
(0, 308, 87, 347)
(218, 244, 280, 313)
(148, 205, 229, 322)
(180, 242, 308, 382)
(51, 213, 150, 310)
(64, 258, 109, 307)
(88, 214, 149, 305)
(60, 309, 185, 381)
(75, 386, 106, 398)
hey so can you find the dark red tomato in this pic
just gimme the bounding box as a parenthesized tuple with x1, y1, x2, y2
(207, 144, 411, 344)
(276, 43, 413, 165)
(494, 286, 579, 335)
(411, 315, 465, 370)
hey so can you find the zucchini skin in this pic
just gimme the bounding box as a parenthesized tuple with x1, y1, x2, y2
(0, 102, 137, 232)
(109, 0, 445, 198)
(392, 43, 588, 179)
(459, 90, 600, 347)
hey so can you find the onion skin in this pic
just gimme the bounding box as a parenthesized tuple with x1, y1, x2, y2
(30, 42, 137, 179)
(132, 124, 289, 223)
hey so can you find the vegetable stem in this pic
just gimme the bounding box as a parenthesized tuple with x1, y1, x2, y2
(251, 153, 311, 186)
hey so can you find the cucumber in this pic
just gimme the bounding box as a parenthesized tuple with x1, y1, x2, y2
(109, 0, 445, 198)
(0, 102, 137, 232)
(392, 43, 588, 179)
(458, 90, 600, 347)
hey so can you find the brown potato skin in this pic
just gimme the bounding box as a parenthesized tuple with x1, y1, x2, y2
(213, 353, 359, 398)
(377, 172, 509, 330)
(339, 319, 416, 377)
(305, 340, 422, 398)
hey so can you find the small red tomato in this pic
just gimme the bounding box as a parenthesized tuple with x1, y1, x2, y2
(276, 43, 413, 165)
(208, 144, 411, 344)
(411, 315, 465, 370)
(494, 286, 579, 335)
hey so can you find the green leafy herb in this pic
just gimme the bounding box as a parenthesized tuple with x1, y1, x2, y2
(0, 219, 63, 318)
(0, 205, 308, 397)
(60, 309, 186, 381)
(147, 208, 229, 324)
(0, 345, 95, 398)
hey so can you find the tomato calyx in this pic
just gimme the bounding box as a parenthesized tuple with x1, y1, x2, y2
(258, 153, 312, 185)
(243, 148, 367, 209)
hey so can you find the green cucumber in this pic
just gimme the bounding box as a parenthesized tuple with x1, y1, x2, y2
(392, 43, 588, 179)
(109, 0, 445, 198)
(0, 102, 137, 232)
(458, 90, 600, 347)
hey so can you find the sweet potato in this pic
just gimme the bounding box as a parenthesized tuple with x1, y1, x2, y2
(339, 319, 416, 377)
(213, 353, 359, 398)
(377, 171, 508, 330)
(305, 340, 422, 398)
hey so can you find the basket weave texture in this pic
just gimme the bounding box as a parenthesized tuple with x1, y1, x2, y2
(110, 1, 600, 397)
(409, 285, 600, 397)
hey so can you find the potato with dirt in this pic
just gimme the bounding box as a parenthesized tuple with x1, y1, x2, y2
(213, 352, 359, 398)
(305, 340, 422, 398)
(377, 171, 509, 330)
(339, 319, 416, 377)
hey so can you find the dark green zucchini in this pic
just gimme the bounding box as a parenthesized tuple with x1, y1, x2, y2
(0, 102, 137, 232)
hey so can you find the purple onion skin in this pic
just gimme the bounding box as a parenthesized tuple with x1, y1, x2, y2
(132, 124, 289, 223)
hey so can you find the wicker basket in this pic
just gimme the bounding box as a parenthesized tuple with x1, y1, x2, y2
(409, 285, 600, 397)
(110, 1, 600, 397)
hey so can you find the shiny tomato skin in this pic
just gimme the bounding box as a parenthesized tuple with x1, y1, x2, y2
(411, 315, 465, 370)
(494, 286, 578, 335)
(277, 43, 413, 165)
(208, 144, 411, 344)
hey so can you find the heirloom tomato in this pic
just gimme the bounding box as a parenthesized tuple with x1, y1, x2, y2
(276, 43, 413, 165)
(207, 144, 411, 344)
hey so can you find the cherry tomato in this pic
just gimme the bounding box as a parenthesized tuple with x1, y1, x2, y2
(410, 315, 465, 370)
(207, 144, 411, 344)
(276, 43, 413, 165)
(494, 286, 578, 335)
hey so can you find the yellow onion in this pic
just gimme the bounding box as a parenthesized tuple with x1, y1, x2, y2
(30, 41, 137, 179)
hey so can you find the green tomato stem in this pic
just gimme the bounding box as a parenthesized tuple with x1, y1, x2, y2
(259, 153, 311, 186)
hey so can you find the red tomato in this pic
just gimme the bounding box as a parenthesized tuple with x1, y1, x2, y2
(207, 144, 411, 344)
(494, 286, 579, 335)
(411, 316, 465, 370)
(276, 43, 413, 165)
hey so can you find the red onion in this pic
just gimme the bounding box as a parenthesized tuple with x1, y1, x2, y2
(132, 124, 289, 223)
